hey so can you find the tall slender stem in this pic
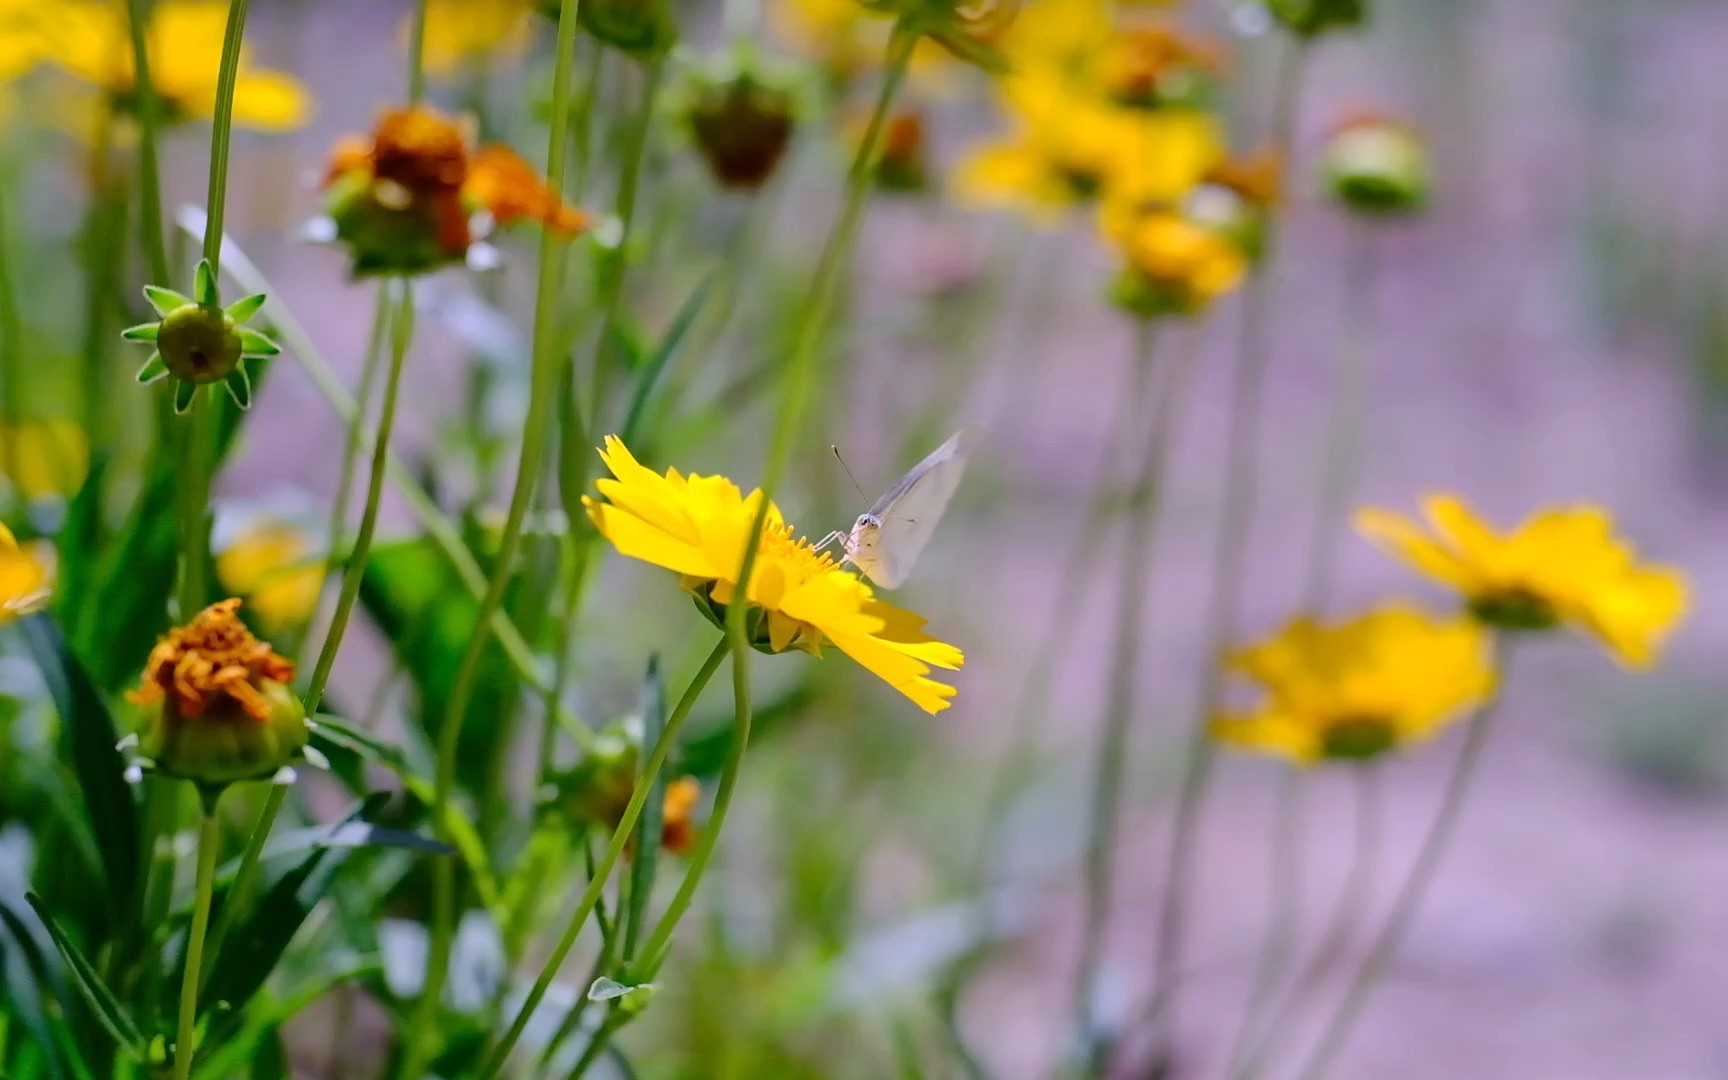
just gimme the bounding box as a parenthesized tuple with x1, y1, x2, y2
(479, 638, 732, 1080)
(0, 170, 22, 505)
(1074, 322, 1196, 1069)
(171, 807, 221, 1080)
(127, 0, 172, 286)
(1226, 217, 1380, 1075)
(201, 0, 250, 276)
(406, 0, 430, 105)
(79, 117, 122, 454)
(1292, 649, 1511, 1080)
(177, 392, 210, 618)
(410, 4, 585, 1073)
(1143, 37, 1310, 1053)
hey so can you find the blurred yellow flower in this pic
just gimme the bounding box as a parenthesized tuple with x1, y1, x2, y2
(0, 522, 50, 622)
(51, 0, 310, 130)
(414, 0, 534, 77)
(0, 419, 89, 499)
(0, 1, 47, 82)
(1100, 200, 1245, 316)
(1212, 604, 1495, 764)
(769, 0, 953, 84)
(216, 520, 322, 630)
(582, 437, 964, 714)
(1356, 495, 1689, 670)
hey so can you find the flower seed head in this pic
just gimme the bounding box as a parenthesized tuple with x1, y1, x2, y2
(157, 303, 244, 385)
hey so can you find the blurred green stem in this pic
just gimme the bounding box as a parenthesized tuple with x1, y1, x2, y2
(1293, 648, 1511, 1080)
(406, 0, 429, 104)
(1227, 217, 1380, 1076)
(127, 0, 172, 286)
(202, 0, 250, 275)
(0, 171, 22, 504)
(171, 807, 221, 1080)
(588, 52, 665, 434)
(1074, 321, 1199, 1070)
(411, 3, 584, 1073)
(479, 637, 732, 1079)
(1143, 36, 1309, 1054)
(78, 115, 123, 454)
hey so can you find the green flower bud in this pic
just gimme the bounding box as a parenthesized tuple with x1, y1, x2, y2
(687, 70, 798, 191)
(1321, 118, 1432, 216)
(541, 0, 676, 56)
(1267, 0, 1366, 37)
(156, 303, 243, 385)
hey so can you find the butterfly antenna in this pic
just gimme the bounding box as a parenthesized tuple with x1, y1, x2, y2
(831, 444, 869, 502)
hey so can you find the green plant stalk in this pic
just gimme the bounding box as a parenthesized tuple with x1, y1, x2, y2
(1226, 217, 1380, 1077)
(1143, 37, 1310, 1052)
(409, 4, 585, 1073)
(209, 283, 415, 987)
(534, 853, 619, 1071)
(201, 0, 250, 275)
(293, 282, 393, 665)
(1074, 322, 1196, 1069)
(479, 638, 732, 1080)
(1236, 767, 1379, 1080)
(196, 216, 589, 745)
(78, 115, 124, 454)
(127, 0, 172, 286)
(406, 0, 430, 104)
(0, 168, 22, 508)
(198, 783, 284, 988)
(566, 1010, 627, 1079)
(1292, 649, 1511, 1080)
(177, 391, 211, 618)
(171, 808, 221, 1080)
(587, 52, 665, 435)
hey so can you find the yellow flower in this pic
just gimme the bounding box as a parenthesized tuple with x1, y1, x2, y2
(415, 0, 534, 77)
(1356, 495, 1688, 669)
(1212, 604, 1495, 764)
(769, 0, 954, 85)
(0, 419, 89, 499)
(0, 1, 47, 83)
(51, 0, 310, 130)
(0, 523, 51, 621)
(582, 437, 963, 714)
(216, 520, 322, 631)
(1100, 201, 1246, 316)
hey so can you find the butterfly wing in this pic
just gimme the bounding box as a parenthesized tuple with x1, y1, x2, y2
(862, 427, 979, 587)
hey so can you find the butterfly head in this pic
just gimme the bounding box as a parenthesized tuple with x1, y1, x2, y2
(844, 513, 883, 575)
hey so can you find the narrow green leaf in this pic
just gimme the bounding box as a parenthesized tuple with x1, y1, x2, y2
(194, 258, 218, 306)
(24, 895, 146, 1058)
(224, 292, 266, 322)
(135, 351, 168, 383)
(621, 656, 666, 962)
(223, 366, 253, 410)
(173, 379, 197, 414)
(619, 272, 717, 447)
(143, 284, 191, 316)
(120, 322, 160, 342)
(236, 327, 280, 356)
(17, 615, 140, 914)
(0, 900, 74, 1080)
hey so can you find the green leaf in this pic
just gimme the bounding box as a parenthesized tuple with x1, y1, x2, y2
(173, 379, 197, 414)
(24, 895, 146, 1058)
(237, 327, 280, 357)
(0, 900, 75, 1080)
(224, 292, 267, 322)
(17, 615, 140, 918)
(621, 657, 666, 962)
(194, 258, 218, 306)
(223, 366, 253, 410)
(120, 322, 160, 342)
(143, 284, 191, 316)
(134, 351, 168, 383)
(619, 272, 716, 447)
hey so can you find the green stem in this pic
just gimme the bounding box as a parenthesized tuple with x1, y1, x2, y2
(1292, 651, 1510, 1080)
(1236, 768, 1379, 1080)
(479, 638, 732, 1080)
(177, 392, 210, 618)
(1142, 36, 1309, 1054)
(171, 808, 221, 1080)
(127, 0, 172, 286)
(1074, 322, 1195, 1069)
(1225, 216, 1380, 1077)
(0, 168, 22, 505)
(406, 0, 430, 104)
(293, 283, 393, 665)
(410, 5, 585, 1074)
(78, 116, 124, 459)
(566, 1012, 626, 1079)
(201, 0, 251, 276)
(587, 52, 665, 435)
(198, 783, 286, 989)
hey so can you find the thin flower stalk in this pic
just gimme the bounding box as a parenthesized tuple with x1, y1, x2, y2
(1074, 323, 1199, 1069)
(1292, 645, 1513, 1080)
(1145, 37, 1310, 1050)
(1227, 217, 1380, 1073)
(412, 1, 584, 1071)
(171, 809, 222, 1080)
(0, 173, 21, 510)
(479, 638, 733, 1080)
(407, 0, 430, 104)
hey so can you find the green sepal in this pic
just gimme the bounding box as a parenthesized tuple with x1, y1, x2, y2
(223, 366, 253, 410)
(225, 293, 267, 322)
(173, 379, 197, 414)
(120, 322, 160, 342)
(135, 352, 168, 384)
(143, 285, 192, 317)
(194, 259, 219, 306)
(237, 328, 281, 356)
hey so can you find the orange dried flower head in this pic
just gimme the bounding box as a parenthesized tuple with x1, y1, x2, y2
(466, 145, 594, 232)
(129, 599, 309, 788)
(1101, 24, 1224, 109)
(1204, 147, 1283, 209)
(370, 106, 472, 195)
(658, 777, 701, 854)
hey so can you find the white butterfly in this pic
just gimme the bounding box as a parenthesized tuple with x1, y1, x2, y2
(819, 427, 980, 588)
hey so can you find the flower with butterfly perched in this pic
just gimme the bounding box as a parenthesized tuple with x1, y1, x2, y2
(121, 259, 280, 413)
(582, 437, 964, 714)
